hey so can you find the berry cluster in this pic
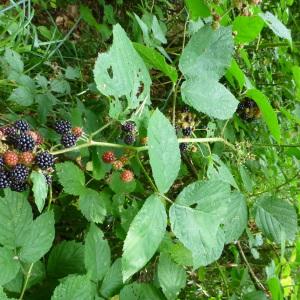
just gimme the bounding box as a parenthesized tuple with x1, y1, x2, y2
(54, 119, 83, 148)
(236, 99, 261, 121)
(0, 119, 55, 192)
(102, 151, 134, 182)
(121, 121, 137, 145)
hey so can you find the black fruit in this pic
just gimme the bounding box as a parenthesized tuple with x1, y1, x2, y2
(0, 171, 11, 189)
(61, 133, 77, 148)
(14, 119, 29, 132)
(124, 134, 136, 145)
(54, 119, 72, 134)
(10, 181, 28, 192)
(36, 151, 54, 170)
(10, 164, 29, 183)
(179, 143, 188, 152)
(122, 121, 136, 133)
(16, 133, 35, 152)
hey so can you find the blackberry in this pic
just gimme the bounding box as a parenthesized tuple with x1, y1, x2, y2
(0, 171, 11, 189)
(35, 151, 54, 170)
(54, 120, 72, 134)
(182, 106, 190, 113)
(10, 164, 29, 183)
(0, 156, 4, 170)
(182, 127, 193, 136)
(179, 143, 188, 152)
(61, 133, 77, 148)
(44, 174, 52, 185)
(16, 133, 35, 152)
(121, 121, 136, 133)
(10, 181, 27, 192)
(14, 120, 29, 132)
(124, 134, 136, 145)
(5, 127, 19, 146)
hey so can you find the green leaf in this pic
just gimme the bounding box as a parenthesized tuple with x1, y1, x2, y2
(50, 79, 70, 94)
(79, 188, 107, 223)
(226, 59, 245, 90)
(292, 66, 300, 101)
(179, 26, 234, 80)
(151, 16, 167, 44)
(65, 66, 80, 80)
(184, 0, 210, 19)
(0, 286, 18, 300)
(120, 283, 164, 300)
(100, 258, 123, 298)
(259, 12, 292, 42)
(109, 171, 136, 194)
(246, 89, 281, 143)
(170, 203, 225, 268)
(148, 109, 181, 193)
(3, 48, 24, 73)
(243, 291, 268, 300)
(0, 190, 32, 248)
(84, 224, 111, 281)
(51, 275, 93, 300)
(181, 76, 238, 120)
(223, 192, 248, 243)
(157, 253, 186, 300)
(56, 162, 86, 196)
(122, 194, 167, 281)
(19, 211, 55, 263)
(255, 196, 297, 243)
(9, 86, 34, 106)
(232, 16, 264, 43)
(0, 247, 20, 285)
(47, 241, 85, 278)
(30, 171, 48, 213)
(93, 24, 151, 110)
(133, 43, 178, 83)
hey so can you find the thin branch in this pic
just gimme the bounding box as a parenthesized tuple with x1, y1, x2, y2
(19, 263, 34, 300)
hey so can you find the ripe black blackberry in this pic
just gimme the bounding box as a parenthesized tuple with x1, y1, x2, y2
(44, 174, 52, 185)
(14, 119, 29, 132)
(10, 164, 29, 183)
(54, 120, 72, 134)
(5, 127, 19, 146)
(0, 171, 11, 189)
(61, 133, 77, 148)
(121, 121, 136, 133)
(0, 156, 4, 170)
(16, 133, 35, 152)
(182, 127, 193, 136)
(179, 143, 188, 152)
(124, 134, 136, 145)
(10, 181, 27, 192)
(35, 151, 54, 170)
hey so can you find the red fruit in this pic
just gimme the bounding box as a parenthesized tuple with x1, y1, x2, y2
(72, 127, 83, 138)
(119, 155, 128, 165)
(28, 131, 44, 145)
(102, 151, 115, 163)
(113, 160, 123, 170)
(120, 170, 134, 182)
(4, 151, 19, 167)
(19, 152, 34, 166)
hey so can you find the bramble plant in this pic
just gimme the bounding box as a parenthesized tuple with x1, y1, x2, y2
(0, 0, 299, 299)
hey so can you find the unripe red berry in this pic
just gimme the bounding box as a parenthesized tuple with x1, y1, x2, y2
(102, 151, 115, 163)
(119, 155, 128, 165)
(120, 170, 134, 182)
(4, 151, 19, 167)
(19, 152, 34, 166)
(72, 127, 83, 138)
(113, 160, 123, 170)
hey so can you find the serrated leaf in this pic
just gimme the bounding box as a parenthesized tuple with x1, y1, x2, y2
(158, 253, 186, 300)
(47, 241, 85, 278)
(223, 192, 248, 243)
(170, 203, 225, 268)
(84, 224, 111, 281)
(232, 16, 264, 43)
(0, 190, 32, 248)
(120, 283, 164, 300)
(0, 247, 20, 285)
(148, 109, 181, 193)
(246, 89, 281, 143)
(259, 12, 292, 42)
(8, 86, 34, 106)
(19, 211, 55, 263)
(0, 286, 18, 300)
(30, 171, 48, 212)
(3, 48, 24, 73)
(93, 24, 151, 110)
(133, 43, 178, 83)
(181, 76, 238, 120)
(122, 194, 167, 281)
(56, 162, 86, 196)
(79, 188, 107, 223)
(255, 196, 297, 243)
(100, 258, 123, 298)
(179, 26, 234, 80)
(51, 275, 93, 300)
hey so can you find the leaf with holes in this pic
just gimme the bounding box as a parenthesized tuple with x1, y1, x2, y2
(93, 24, 151, 110)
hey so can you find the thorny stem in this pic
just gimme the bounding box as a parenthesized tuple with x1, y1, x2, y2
(90, 121, 113, 138)
(237, 241, 267, 293)
(19, 263, 34, 300)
